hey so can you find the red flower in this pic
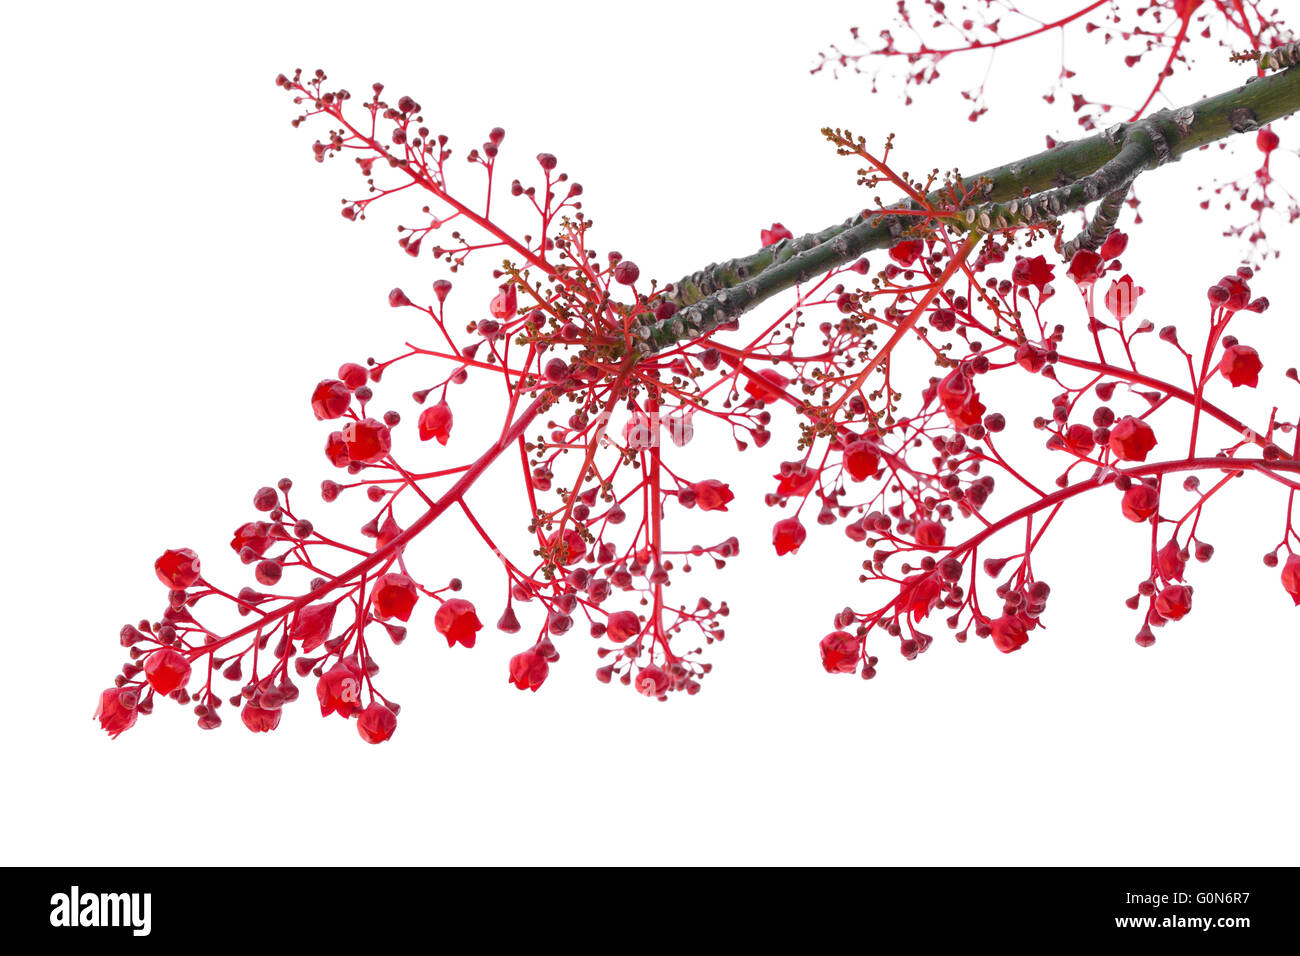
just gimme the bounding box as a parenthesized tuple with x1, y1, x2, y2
(1066, 249, 1104, 287)
(338, 362, 369, 389)
(311, 379, 351, 420)
(1219, 345, 1262, 388)
(899, 572, 941, 621)
(1157, 540, 1186, 582)
(94, 688, 138, 739)
(1103, 275, 1142, 319)
(936, 370, 987, 431)
(1258, 128, 1281, 153)
(1155, 585, 1193, 621)
(155, 548, 201, 589)
(889, 240, 923, 267)
(773, 469, 817, 496)
(489, 283, 517, 320)
(1099, 230, 1128, 259)
(317, 661, 363, 718)
(342, 418, 392, 464)
(1062, 423, 1096, 456)
(990, 615, 1028, 653)
(418, 400, 454, 444)
(819, 630, 861, 674)
(372, 573, 418, 622)
(1281, 554, 1300, 606)
(605, 610, 641, 643)
(548, 527, 587, 565)
(241, 702, 282, 733)
(1210, 274, 1252, 312)
(842, 440, 880, 481)
(508, 649, 550, 692)
(691, 479, 734, 511)
(1108, 416, 1157, 462)
(772, 517, 807, 556)
(324, 431, 351, 467)
(760, 222, 793, 246)
(230, 522, 272, 559)
(357, 702, 398, 743)
(914, 519, 945, 548)
(291, 602, 337, 652)
(634, 664, 670, 698)
(744, 368, 790, 403)
(1121, 484, 1160, 522)
(1015, 343, 1047, 373)
(1011, 255, 1054, 292)
(143, 648, 192, 695)
(435, 598, 483, 648)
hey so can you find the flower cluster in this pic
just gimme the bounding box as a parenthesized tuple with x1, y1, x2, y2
(97, 25, 1300, 743)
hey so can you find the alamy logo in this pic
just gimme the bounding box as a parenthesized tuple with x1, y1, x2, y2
(49, 886, 151, 936)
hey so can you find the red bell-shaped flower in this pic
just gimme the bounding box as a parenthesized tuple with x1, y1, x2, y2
(317, 661, 363, 718)
(435, 598, 483, 648)
(508, 649, 550, 692)
(418, 400, 454, 444)
(372, 573, 419, 622)
(772, 517, 807, 556)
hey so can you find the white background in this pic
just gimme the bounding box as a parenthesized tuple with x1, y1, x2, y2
(3, 0, 1299, 865)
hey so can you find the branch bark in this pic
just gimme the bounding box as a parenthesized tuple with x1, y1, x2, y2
(633, 46, 1300, 354)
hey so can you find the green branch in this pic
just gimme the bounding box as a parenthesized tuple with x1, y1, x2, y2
(633, 45, 1300, 354)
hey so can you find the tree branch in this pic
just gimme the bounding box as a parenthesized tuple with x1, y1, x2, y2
(634, 45, 1300, 355)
